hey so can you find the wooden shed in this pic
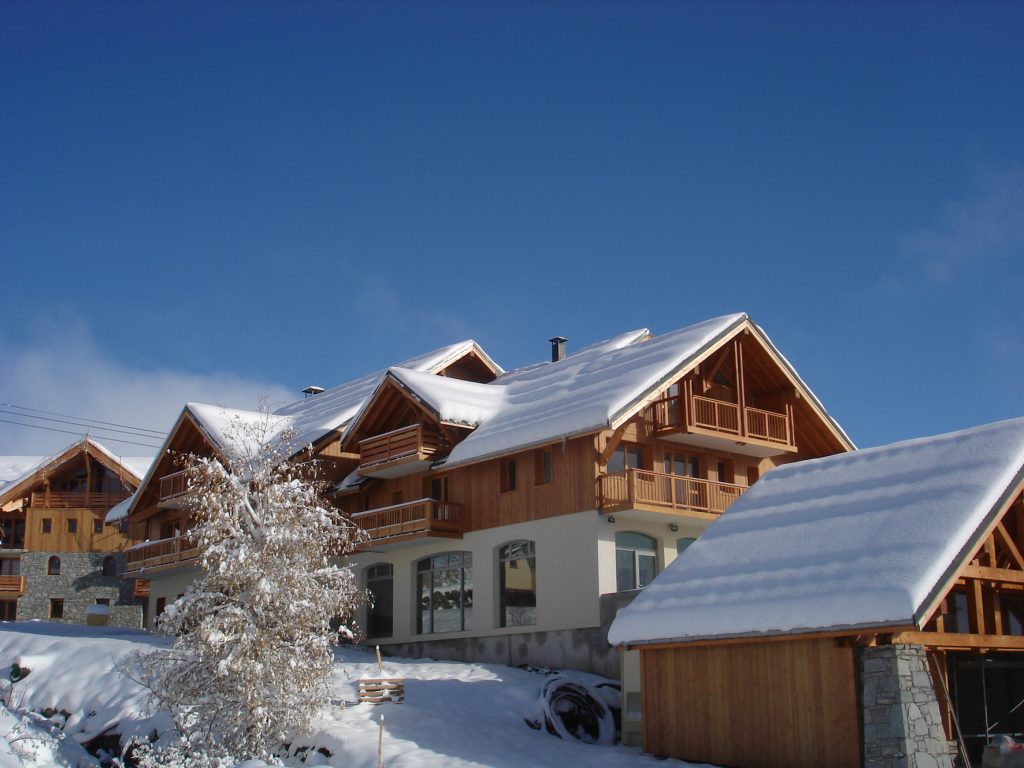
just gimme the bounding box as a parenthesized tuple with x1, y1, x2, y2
(609, 417, 1024, 768)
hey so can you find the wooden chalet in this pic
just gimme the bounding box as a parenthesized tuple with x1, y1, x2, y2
(332, 313, 852, 677)
(609, 417, 1024, 768)
(0, 438, 151, 624)
(122, 340, 501, 623)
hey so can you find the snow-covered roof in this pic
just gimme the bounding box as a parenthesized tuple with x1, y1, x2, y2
(439, 314, 749, 468)
(386, 367, 507, 427)
(272, 340, 501, 449)
(185, 403, 293, 456)
(608, 417, 1024, 647)
(0, 439, 153, 506)
(105, 493, 135, 524)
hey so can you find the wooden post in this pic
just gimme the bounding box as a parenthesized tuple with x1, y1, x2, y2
(84, 451, 92, 508)
(377, 714, 384, 768)
(376, 644, 383, 676)
(735, 338, 746, 438)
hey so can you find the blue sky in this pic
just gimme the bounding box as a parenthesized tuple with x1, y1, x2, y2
(2, 1, 1022, 457)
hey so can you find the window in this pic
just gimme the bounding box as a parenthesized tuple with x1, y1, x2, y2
(391, 491, 404, 506)
(615, 532, 657, 592)
(607, 444, 646, 474)
(42, 518, 52, 534)
(365, 564, 394, 639)
(95, 598, 110, 607)
(500, 458, 517, 492)
(0, 559, 20, 576)
(67, 518, 77, 534)
(676, 537, 696, 555)
(47, 556, 61, 576)
(499, 541, 536, 627)
(416, 552, 472, 634)
(534, 449, 552, 485)
(49, 599, 64, 619)
(94, 519, 104, 534)
(429, 476, 449, 503)
(155, 597, 167, 618)
(716, 460, 733, 484)
(101, 556, 117, 578)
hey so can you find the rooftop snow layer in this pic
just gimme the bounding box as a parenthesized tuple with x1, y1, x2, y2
(440, 314, 746, 467)
(185, 403, 293, 457)
(0, 457, 43, 489)
(385, 367, 507, 427)
(0, 440, 153, 503)
(608, 417, 1024, 647)
(270, 340, 499, 449)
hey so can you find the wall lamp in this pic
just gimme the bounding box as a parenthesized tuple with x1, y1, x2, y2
(669, 523, 679, 532)
(607, 516, 616, 524)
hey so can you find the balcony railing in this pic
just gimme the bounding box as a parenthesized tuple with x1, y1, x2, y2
(598, 469, 746, 516)
(125, 535, 199, 574)
(29, 490, 130, 510)
(0, 576, 24, 595)
(351, 498, 460, 543)
(359, 424, 442, 470)
(159, 470, 190, 503)
(648, 394, 794, 449)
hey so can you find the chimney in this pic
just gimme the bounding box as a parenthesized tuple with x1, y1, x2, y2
(549, 336, 567, 363)
(302, 386, 325, 398)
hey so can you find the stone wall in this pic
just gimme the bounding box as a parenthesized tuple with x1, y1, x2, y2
(860, 644, 956, 768)
(17, 552, 143, 628)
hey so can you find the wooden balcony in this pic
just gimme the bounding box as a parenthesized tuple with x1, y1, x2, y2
(357, 424, 444, 478)
(647, 394, 796, 457)
(352, 498, 461, 547)
(29, 490, 131, 510)
(158, 470, 190, 507)
(133, 579, 151, 598)
(0, 576, 24, 596)
(598, 469, 747, 519)
(124, 535, 199, 576)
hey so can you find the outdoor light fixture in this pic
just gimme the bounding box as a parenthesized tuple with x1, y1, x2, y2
(669, 523, 679, 532)
(607, 516, 616, 524)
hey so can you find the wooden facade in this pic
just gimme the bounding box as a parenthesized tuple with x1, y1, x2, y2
(641, 638, 861, 768)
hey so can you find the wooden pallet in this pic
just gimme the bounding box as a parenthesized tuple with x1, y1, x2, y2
(358, 677, 405, 704)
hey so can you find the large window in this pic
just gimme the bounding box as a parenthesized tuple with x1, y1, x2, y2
(607, 444, 646, 474)
(499, 541, 536, 627)
(417, 552, 472, 634)
(365, 563, 394, 639)
(615, 532, 657, 592)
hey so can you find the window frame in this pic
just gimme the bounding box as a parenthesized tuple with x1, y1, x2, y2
(49, 598, 64, 619)
(365, 563, 395, 639)
(500, 458, 517, 493)
(47, 556, 61, 576)
(416, 551, 473, 635)
(534, 449, 553, 486)
(498, 540, 537, 628)
(615, 531, 658, 592)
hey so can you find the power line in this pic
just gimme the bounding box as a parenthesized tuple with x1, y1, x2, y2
(0, 407, 163, 440)
(0, 417, 163, 450)
(0, 402, 165, 435)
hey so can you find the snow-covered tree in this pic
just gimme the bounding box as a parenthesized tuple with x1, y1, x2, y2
(134, 413, 365, 764)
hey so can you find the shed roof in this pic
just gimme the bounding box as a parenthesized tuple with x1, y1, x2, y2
(608, 417, 1024, 647)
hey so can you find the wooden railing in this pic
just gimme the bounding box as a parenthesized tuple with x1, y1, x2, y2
(648, 394, 794, 448)
(133, 579, 151, 598)
(598, 469, 746, 516)
(352, 499, 460, 542)
(29, 490, 130, 509)
(159, 470, 190, 502)
(0, 576, 24, 595)
(125, 535, 199, 573)
(359, 424, 442, 469)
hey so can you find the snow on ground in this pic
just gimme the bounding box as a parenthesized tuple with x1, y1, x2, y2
(0, 623, 704, 768)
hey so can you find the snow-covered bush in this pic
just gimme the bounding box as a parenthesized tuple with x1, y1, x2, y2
(132, 413, 366, 764)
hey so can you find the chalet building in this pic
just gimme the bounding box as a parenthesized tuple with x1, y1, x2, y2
(121, 341, 501, 623)
(609, 417, 1024, 768)
(121, 313, 851, 677)
(0, 438, 152, 626)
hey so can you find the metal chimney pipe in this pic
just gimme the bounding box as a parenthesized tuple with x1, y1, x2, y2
(549, 336, 567, 363)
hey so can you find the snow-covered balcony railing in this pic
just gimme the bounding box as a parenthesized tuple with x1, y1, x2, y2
(158, 470, 190, 506)
(124, 535, 199, 575)
(646, 394, 796, 454)
(357, 424, 444, 478)
(0, 576, 24, 595)
(351, 498, 461, 546)
(598, 469, 746, 518)
(29, 490, 131, 510)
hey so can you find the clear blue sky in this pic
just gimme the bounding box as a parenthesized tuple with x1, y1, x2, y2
(2, 1, 1022, 457)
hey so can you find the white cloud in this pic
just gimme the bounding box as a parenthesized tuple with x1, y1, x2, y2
(900, 167, 1024, 283)
(0, 316, 294, 458)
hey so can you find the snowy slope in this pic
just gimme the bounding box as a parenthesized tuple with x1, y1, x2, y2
(609, 417, 1024, 646)
(0, 624, 703, 768)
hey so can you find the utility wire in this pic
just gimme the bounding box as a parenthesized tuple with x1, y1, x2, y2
(0, 417, 163, 450)
(0, 402, 165, 435)
(0, 407, 162, 440)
